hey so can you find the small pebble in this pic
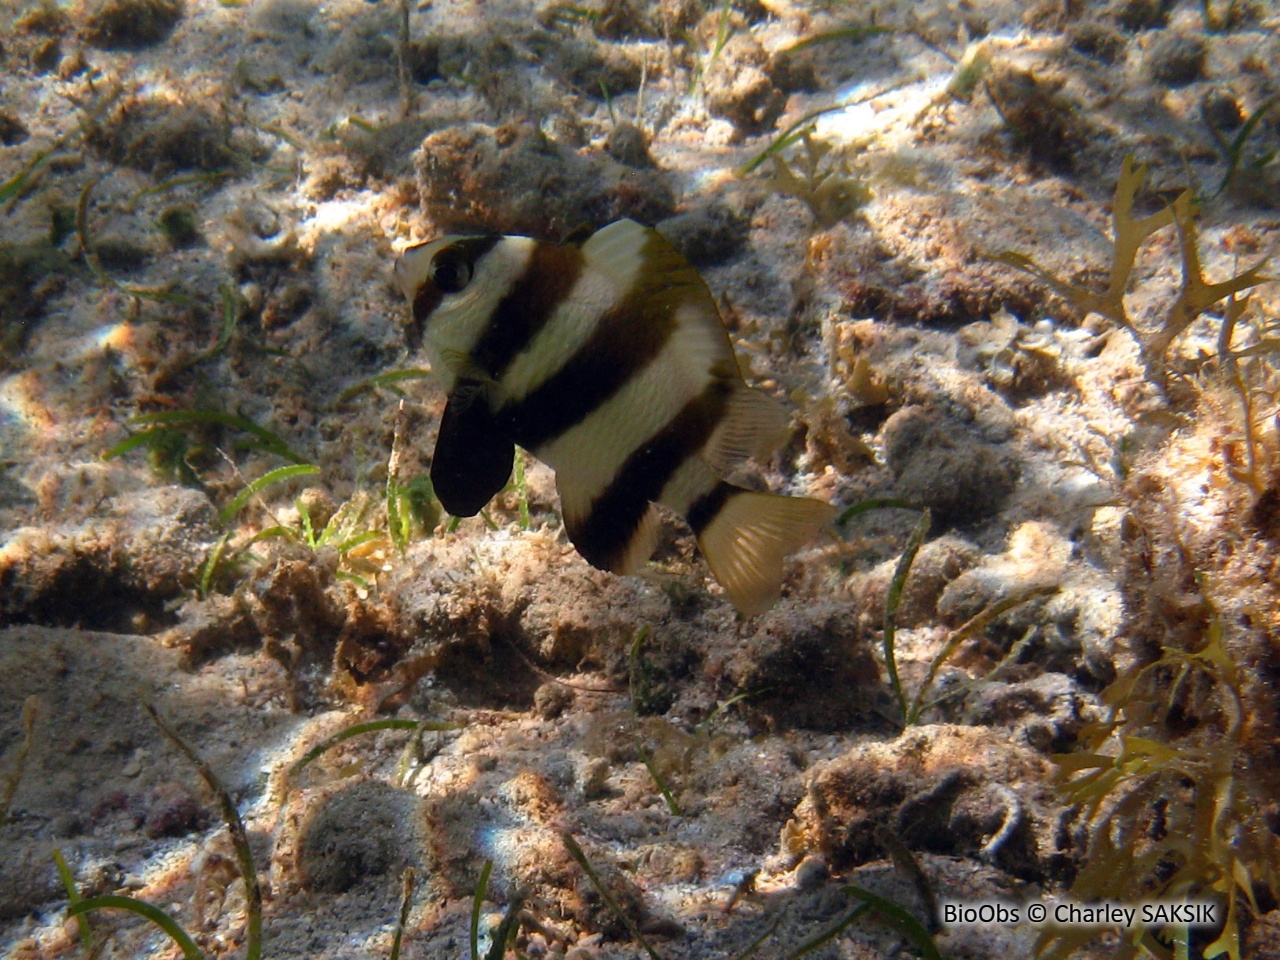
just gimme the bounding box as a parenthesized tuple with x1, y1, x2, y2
(1202, 89, 1243, 130)
(121, 748, 146, 778)
(534, 681, 574, 720)
(297, 781, 419, 892)
(143, 781, 202, 839)
(605, 121, 654, 169)
(579, 757, 610, 798)
(881, 406, 1019, 524)
(793, 856, 829, 890)
(51, 813, 83, 838)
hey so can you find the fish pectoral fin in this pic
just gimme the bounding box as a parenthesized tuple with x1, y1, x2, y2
(440, 349, 500, 391)
(695, 485, 835, 617)
(702, 386, 792, 473)
(431, 384, 514, 518)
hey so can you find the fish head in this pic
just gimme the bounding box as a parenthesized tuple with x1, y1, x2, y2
(393, 238, 436, 302)
(394, 235, 480, 303)
(394, 233, 507, 346)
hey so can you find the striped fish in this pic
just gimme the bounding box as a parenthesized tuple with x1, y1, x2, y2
(394, 219, 834, 616)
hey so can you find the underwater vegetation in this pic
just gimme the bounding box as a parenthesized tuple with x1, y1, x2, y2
(1037, 618, 1277, 960)
(995, 155, 1270, 391)
(752, 132, 872, 230)
(6, 0, 1280, 955)
(101, 394, 447, 608)
(56, 713, 439, 960)
(997, 156, 1279, 960)
(58, 702, 263, 960)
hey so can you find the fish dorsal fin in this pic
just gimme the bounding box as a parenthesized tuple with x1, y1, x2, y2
(696, 486, 835, 616)
(431, 383, 514, 517)
(583, 221, 730, 328)
(579, 218, 651, 264)
(580, 221, 712, 300)
(581, 220, 740, 389)
(561, 223, 595, 246)
(702, 385, 791, 473)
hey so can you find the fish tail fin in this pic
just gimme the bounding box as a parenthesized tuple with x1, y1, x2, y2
(693, 484, 835, 617)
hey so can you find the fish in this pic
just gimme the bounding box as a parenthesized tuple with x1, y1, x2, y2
(393, 218, 834, 616)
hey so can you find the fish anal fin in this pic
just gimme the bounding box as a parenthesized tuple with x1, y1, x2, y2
(558, 464, 664, 575)
(612, 503, 663, 576)
(695, 486, 835, 617)
(431, 384, 514, 517)
(703, 386, 791, 473)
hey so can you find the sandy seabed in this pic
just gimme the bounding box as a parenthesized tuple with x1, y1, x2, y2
(3, 0, 1280, 957)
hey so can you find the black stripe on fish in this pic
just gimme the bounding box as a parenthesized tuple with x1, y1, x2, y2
(469, 241, 585, 380)
(497, 231, 700, 452)
(410, 235, 502, 338)
(567, 378, 733, 572)
(396, 219, 836, 616)
(687, 481, 736, 537)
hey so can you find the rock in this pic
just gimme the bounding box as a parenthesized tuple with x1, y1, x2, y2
(1146, 32, 1207, 87)
(585, 0, 703, 40)
(142, 780, 204, 838)
(656, 203, 750, 267)
(0, 487, 218, 631)
(0, 110, 29, 146)
(1107, 0, 1169, 31)
(534, 681, 574, 719)
(553, 38, 648, 96)
(792, 855, 829, 890)
(881, 406, 1019, 525)
(986, 64, 1087, 171)
(1201, 89, 1243, 130)
(297, 780, 423, 893)
(724, 603, 882, 731)
(963, 672, 1092, 753)
(605, 121, 655, 169)
(414, 122, 676, 239)
(0, 831, 62, 920)
(851, 535, 982, 630)
(86, 0, 182, 49)
(786, 726, 1053, 880)
(89, 96, 243, 175)
(700, 33, 788, 135)
(1068, 22, 1127, 63)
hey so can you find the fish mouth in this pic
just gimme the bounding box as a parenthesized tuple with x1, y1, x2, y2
(394, 239, 442, 301)
(393, 246, 427, 300)
(392, 255, 413, 300)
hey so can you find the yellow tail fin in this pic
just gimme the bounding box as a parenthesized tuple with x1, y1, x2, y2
(696, 488, 835, 617)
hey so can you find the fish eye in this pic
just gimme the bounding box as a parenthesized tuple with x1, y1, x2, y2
(431, 248, 473, 294)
